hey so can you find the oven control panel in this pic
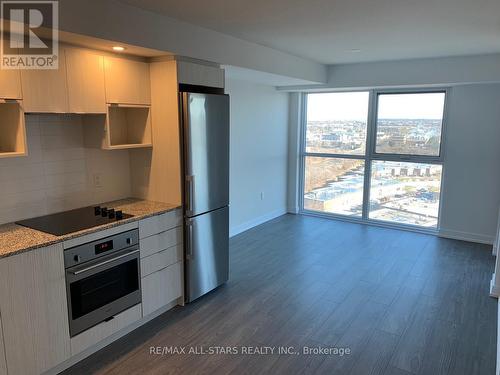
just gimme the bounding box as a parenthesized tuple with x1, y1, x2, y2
(64, 229, 139, 268)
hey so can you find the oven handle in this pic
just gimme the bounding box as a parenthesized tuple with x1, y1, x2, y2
(69, 249, 140, 276)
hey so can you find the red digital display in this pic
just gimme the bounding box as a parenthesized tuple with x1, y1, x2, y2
(95, 240, 114, 254)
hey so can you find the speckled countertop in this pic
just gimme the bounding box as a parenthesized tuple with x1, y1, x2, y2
(0, 198, 181, 259)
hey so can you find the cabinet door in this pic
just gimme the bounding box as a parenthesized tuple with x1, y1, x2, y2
(177, 61, 224, 88)
(141, 262, 182, 317)
(104, 56, 151, 105)
(0, 244, 70, 375)
(65, 49, 106, 113)
(21, 59, 69, 113)
(0, 69, 22, 99)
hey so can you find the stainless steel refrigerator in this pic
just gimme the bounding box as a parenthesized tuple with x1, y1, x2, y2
(180, 90, 230, 303)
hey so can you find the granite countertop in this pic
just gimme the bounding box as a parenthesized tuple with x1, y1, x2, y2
(0, 198, 181, 259)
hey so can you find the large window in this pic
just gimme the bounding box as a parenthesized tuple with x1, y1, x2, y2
(306, 92, 369, 155)
(369, 161, 442, 227)
(302, 90, 446, 229)
(375, 93, 445, 156)
(304, 92, 369, 217)
(304, 157, 365, 217)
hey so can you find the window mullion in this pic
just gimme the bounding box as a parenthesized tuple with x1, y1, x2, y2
(362, 89, 378, 220)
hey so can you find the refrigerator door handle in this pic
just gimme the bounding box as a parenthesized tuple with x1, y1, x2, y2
(186, 220, 194, 259)
(186, 175, 195, 215)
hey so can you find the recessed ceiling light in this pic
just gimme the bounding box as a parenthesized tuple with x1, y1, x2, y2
(112, 46, 126, 52)
(350, 49, 361, 53)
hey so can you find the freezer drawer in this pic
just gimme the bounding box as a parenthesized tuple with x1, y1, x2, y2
(182, 92, 230, 216)
(185, 206, 229, 302)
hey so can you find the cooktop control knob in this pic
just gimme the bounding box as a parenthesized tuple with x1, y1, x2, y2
(101, 207, 108, 217)
(115, 210, 123, 220)
(73, 255, 81, 263)
(94, 206, 101, 215)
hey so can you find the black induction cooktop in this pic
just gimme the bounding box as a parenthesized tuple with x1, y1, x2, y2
(16, 205, 133, 236)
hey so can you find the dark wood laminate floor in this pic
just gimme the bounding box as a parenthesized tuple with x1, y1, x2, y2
(63, 214, 497, 375)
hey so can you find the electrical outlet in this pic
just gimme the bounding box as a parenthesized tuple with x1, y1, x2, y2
(92, 173, 103, 188)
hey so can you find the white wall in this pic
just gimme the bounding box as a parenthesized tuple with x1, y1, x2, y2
(0, 115, 131, 225)
(225, 78, 289, 236)
(439, 84, 500, 243)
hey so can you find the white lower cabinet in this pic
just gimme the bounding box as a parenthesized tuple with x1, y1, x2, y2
(142, 262, 182, 317)
(0, 209, 184, 374)
(141, 244, 182, 277)
(140, 226, 182, 258)
(0, 244, 70, 375)
(70, 304, 142, 356)
(139, 209, 182, 239)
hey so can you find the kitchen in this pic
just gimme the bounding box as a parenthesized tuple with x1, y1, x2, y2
(0, 33, 230, 375)
(2, 1, 500, 374)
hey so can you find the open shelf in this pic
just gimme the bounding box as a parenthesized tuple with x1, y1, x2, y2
(107, 104, 152, 149)
(0, 100, 27, 158)
(82, 105, 153, 150)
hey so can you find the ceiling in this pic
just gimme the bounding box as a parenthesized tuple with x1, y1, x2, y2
(56, 31, 170, 58)
(118, 0, 500, 65)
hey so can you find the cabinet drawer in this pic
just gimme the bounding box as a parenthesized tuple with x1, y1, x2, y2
(142, 262, 182, 317)
(139, 209, 182, 239)
(140, 226, 182, 258)
(70, 304, 142, 356)
(141, 244, 182, 277)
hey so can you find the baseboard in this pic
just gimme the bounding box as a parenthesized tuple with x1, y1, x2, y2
(438, 229, 495, 245)
(230, 208, 286, 237)
(491, 276, 500, 298)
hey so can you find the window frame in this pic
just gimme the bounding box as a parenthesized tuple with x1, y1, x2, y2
(371, 89, 448, 163)
(300, 90, 370, 219)
(299, 87, 450, 233)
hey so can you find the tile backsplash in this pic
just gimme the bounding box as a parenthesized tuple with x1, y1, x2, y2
(0, 114, 132, 225)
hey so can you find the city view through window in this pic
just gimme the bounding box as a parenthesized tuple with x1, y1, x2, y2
(303, 91, 445, 228)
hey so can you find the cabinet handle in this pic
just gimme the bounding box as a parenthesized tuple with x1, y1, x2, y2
(69, 249, 139, 275)
(186, 175, 195, 214)
(186, 220, 194, 259)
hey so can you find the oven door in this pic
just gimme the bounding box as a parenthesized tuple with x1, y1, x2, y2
(66, 246, 141, 337)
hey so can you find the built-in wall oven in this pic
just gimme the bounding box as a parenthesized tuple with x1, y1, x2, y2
(64, 229, 141, 337)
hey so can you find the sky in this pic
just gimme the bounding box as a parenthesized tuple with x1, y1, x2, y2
(307, 92, 445, 121)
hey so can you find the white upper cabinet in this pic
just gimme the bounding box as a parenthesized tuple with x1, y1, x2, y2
(20, 56, 69, 113)
(104, 56, 151, 105)
(177, 61, 225, 88)
(0, 69, 22, 100)
(65, 48, 107, 113)
(0, 35, 22, 100)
